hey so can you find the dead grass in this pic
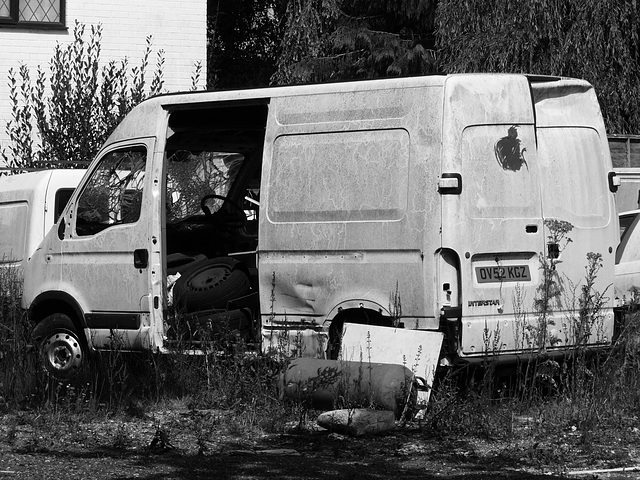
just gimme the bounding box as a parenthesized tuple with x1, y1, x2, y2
(3, 260, 640, 477)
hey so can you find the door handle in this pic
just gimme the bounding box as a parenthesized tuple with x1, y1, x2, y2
(438, 173, 462, 195)
(608, 171, 620, 193)
(134, 249, 149, 269)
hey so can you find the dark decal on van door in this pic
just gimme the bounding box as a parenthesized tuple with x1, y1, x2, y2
(495, 125, 528, 171)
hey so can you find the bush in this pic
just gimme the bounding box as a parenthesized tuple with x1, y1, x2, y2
(2, 21, 165, 171)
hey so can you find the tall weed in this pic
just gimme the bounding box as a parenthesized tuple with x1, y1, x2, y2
(0, 266, 38, 407)
(426, 219, 640, 444)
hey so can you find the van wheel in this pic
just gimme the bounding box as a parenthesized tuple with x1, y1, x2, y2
(167, 252, 207, 276)
(32, 314, 86, 380)
(173, 258, 251, 312)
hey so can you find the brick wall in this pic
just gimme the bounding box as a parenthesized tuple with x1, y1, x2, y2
(0, 0, 207, 155)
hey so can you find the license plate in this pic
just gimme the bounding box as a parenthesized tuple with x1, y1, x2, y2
(475, 265, 531, 283)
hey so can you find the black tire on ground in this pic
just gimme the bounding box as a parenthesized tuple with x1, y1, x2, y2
(32, 313, 86, 380)
(167, 252, 208, 276)
(173, 257, 251, 312)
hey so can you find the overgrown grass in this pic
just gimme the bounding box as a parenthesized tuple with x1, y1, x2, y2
(0, 265, 38, 409)
(423, 308, 640, 450)
(0, 265, 291, 437)
(3, 247, 640, 451)
(424, 239, 640, 447)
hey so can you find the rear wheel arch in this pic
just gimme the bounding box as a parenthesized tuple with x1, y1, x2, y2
(325, 301, 393, 360)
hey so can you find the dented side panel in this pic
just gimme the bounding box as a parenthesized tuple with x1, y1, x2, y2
(259, 86, 444, 354)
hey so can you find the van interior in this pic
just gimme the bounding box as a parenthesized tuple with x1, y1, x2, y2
(162, 103, 268, 344)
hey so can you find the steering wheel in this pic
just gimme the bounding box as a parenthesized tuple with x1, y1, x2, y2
(200, 194, 246, 229)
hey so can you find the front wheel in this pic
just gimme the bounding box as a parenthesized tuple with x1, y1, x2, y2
(32, 314, 86, 380)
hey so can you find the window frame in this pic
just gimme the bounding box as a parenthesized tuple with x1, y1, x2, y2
(0, 0, 66, 30)
(73, 145, 148, 237)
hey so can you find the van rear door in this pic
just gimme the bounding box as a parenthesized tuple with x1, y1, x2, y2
(531, 79, 616, 345)
(442, 75, 616, 358)
(440, 74, 544, 357)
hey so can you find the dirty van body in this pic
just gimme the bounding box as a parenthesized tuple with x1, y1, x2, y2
(0, 170, 85, 273)
(21, 74, 619, 381)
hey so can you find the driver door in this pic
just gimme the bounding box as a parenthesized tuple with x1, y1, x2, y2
(59, 140, 154, 350)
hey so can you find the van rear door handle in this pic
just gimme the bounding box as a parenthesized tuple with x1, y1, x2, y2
(438, 173, 462, 195)
(608, 171, 620, 193)
(134, 249, 149, 269)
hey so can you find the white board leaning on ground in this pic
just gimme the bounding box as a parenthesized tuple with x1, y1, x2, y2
(340, 324, 443, 406)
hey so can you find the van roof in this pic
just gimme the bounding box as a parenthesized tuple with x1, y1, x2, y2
(104, 73, 584, 148)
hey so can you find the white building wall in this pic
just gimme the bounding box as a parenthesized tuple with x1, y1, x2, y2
(0, 0, 207, 154)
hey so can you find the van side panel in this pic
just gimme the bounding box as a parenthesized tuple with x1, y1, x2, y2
(0, 202, 29, 263)
(0, 170, 85, 269)
(260, 86, 443, 355)
(0, 172, 48, 268)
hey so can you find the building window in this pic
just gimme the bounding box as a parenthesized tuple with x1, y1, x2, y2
(0, 0, 65, 29)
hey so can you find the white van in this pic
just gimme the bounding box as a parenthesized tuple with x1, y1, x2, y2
(20, 74, 620, 379)
(0, 170, 85, 271)
(615, 209, 640, 302)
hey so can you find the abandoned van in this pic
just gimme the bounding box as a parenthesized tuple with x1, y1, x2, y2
(0, 170, 84, 272)
(21, 74, 620, 380)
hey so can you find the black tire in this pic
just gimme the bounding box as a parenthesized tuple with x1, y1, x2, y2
(173, 257, 251, 312)
(32, 313, 86, 380)
(167, 252, 207, 276)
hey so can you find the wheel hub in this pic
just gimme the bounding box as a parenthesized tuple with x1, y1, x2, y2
(43, 332, 83, 375)
(191, 267, 229, 291)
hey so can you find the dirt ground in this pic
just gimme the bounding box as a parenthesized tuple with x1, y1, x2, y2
(1, 409, 640, 480)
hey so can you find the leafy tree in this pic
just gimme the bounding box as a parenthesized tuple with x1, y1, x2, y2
(2, 21, 165, 170)
(435, 0, 640, 134)
(270, 0, 640, 132)
(270, 0, 439, 85)
(207, 0, 287, 89)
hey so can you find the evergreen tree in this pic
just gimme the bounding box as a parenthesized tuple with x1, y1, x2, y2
(436, 0, 640, 134)
(271, 0, 439, 85)
(207, 0, 287, 89)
